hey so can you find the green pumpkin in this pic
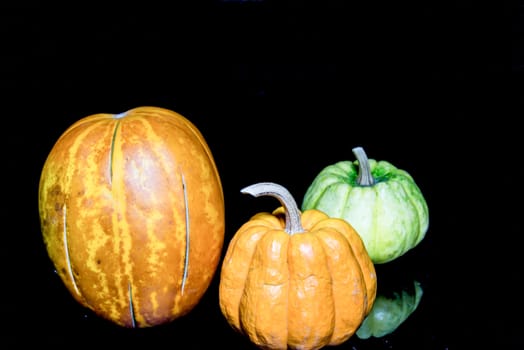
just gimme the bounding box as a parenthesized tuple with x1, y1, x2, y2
(301, 147, 429, 264)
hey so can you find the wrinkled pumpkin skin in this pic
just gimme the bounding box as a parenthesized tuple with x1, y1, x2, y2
(219, 206, 377, 350)
(39, 106, 225, 328)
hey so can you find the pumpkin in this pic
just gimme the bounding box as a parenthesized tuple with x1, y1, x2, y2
(302, 146, 429, 264)
(219, 182, 377, 350)
(38, 106, 225, 328)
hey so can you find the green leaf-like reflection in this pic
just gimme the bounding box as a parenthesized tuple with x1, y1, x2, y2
(356, 280, 423, 339)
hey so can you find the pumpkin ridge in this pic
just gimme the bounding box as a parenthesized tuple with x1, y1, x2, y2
(377, 182, 409, 258)
(219, 224, 268, 332)
(371, 185, 380, 260)
(252, 230, 290, 349)
(63, 121, 114, 307)
(314, 227, 366, 345)
(118, 118, 170, 324)
(109, 121, 133, 323)
(287, 232, 334, 349)
(130, 113, 196, 312)
(395, 182, 420, 251)
(400, 180, 429, 246)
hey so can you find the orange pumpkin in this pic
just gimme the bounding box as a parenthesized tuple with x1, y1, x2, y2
(219, 182, 377, 350)
(38, 106, 225, 328)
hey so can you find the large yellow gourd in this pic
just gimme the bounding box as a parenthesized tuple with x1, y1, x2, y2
(38, 106, 225, 328)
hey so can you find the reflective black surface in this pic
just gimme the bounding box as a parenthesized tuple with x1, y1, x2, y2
(4, 1, 518, 348)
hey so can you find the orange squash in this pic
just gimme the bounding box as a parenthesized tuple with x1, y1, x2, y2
(219, 182, 377, 350)
(38, 106, 225, 328)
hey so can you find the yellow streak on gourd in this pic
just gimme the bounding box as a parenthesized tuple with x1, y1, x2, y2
(145, 211, 167, 273)
(68, 123, 113, 298)
(136, 117, 186, 316)
(139, 119, 171, 277)
(81, 124, 111, 293)
(178, 125, 223, 288)
(49, 120, 121, 318)
(150, 291, 159, 312)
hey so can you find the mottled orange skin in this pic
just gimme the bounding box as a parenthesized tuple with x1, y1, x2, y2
(219, 207, 377, 350)
(39, 106, 225, 327)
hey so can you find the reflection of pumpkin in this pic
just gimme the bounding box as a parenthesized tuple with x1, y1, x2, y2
(219, 182, 377, 350)
(302, 146, 429, 264)
(356, 280, 423, 339)
(38, 106, 225, 328)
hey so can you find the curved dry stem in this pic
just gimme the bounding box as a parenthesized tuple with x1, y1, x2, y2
(353, 146, 375, 186)
(241, 182, 304, 235)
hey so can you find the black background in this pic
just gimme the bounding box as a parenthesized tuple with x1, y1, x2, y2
(2, 1, 519, 349)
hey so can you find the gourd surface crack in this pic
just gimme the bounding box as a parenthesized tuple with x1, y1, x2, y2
(128, 282, 137, 328)
(109, 120, 121, 185)
(181, 174, 189, 295)
(63, 204, 80, 296)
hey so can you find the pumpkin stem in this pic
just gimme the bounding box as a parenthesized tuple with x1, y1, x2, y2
(353, 146, 375, 186)
(241, 182, 304, 235)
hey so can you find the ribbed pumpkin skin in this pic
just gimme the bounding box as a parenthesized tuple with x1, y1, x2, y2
(302, 159, 429, 264)
(219, 207, 377, 350)
(39, 106, 225, 328)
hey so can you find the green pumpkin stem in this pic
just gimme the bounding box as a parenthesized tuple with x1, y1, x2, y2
(353, 147, 375, 186)
(241, 182, 304, 235)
